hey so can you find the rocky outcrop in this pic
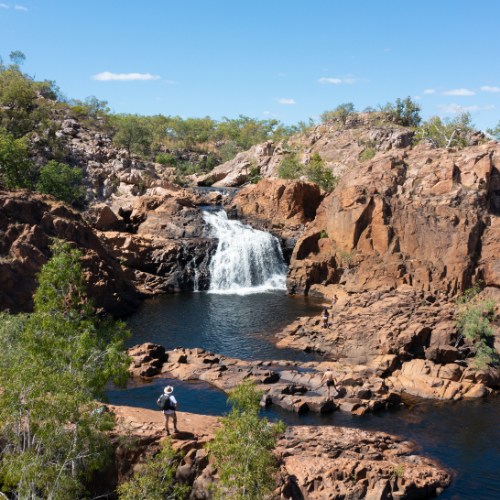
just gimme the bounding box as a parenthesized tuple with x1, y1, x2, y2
(276, 425, 451, 500)
(127, 343, 405, 416)
(227, 179, 324, 260)
(101, 405, 451, 500)
(287, 141, 500, 299)
(193, 113, 416, 188)
(85, 190, 218, 294)
(0, 188, 140, 316)
(276, 286, 500, 400)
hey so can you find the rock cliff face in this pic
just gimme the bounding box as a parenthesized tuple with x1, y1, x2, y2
(102, 404, 450, 500)
(90, 191, 217, 294)
(287, 141, 500, 299)
(0, 188, 140, 315)
(227, 179, 324, 260)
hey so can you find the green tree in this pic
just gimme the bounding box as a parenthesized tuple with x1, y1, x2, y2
(487, 120, 500, 140)
(0, 240, 131, 499)
(321, 103, 356, 124)
(9, 50, 26, 66)
(394, 96, 422, 127)
(36, 160, 85, 204)
(455, 282, 498, 369)
(207, 379, 286, 500)
(304, 153, 339, 191)
(278, 151, 303, 179)
(0, 127, 34, 188)
(117, 441, 190, 500)
(416, 112, 475, 148)
(114, 114, 152, 157)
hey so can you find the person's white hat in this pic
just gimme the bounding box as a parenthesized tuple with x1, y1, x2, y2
(164, 386, 174, 394)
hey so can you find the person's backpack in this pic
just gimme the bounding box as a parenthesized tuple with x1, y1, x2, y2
(158, 394, 175, 411)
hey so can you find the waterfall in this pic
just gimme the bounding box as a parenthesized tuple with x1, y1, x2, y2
(202, 210, 287, 294)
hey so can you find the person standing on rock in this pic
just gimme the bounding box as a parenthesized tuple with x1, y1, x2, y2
(157, 386, 179, 435)
(332, 295, 338, 307)
(320, 367, 337, 399)
(321, 308, 329, 328)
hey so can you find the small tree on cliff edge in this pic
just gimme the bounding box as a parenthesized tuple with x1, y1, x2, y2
(455, 282, 498, 370)
(0, 240, 131, 499)
(207, 379, 286, 500)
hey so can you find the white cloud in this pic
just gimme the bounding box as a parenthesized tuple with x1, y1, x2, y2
(436, 103, 494, 114)
(384, 48, 391, 52)
(481, 86, 500, 93)
(414, 96, 421, 100)
(92, 72, 161, 81)
(441, 88, 475, 96)
(15, 4, 27, 10)
(278, 73, 287, 77)
(164, 80, 179, 84)
(275, 98, 296, 105)
(318, 77, 342, 84)
(0, 4, 9, 8)
(263, 111, 270, 115)
(424, 89, 436, 94)
(156, 97, 161, 100)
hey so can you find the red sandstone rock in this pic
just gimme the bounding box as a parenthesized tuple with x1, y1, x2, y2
(0, 188, 140, 316)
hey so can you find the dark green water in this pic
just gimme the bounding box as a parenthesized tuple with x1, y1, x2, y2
(107, 291, 500, 500)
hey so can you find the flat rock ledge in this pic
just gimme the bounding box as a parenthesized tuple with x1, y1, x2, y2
(104, 405, 451, 500)
(128, 343, 404, 416)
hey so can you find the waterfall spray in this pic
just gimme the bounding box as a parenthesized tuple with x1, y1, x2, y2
(203, 210, 287, 294)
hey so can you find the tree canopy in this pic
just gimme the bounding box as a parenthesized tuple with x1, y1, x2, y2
(0, 240, 131, 499)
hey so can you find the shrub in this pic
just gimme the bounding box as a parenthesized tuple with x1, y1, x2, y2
(278, 152, 303, 179)
(156, 153, 176, 166)
(207, 379, 286, 500)
(360, 148, 376, 162)
(117, 440, 189, 500)
(320, 103, 356, 124)
(320, 229, 328, 238)
(36, 160, 85, 204)
(304, 153, 340, 191)
(0, 128, 34, 189)
(455, 282, 498, 369)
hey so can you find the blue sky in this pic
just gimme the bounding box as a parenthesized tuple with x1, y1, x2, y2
(2, 0, 500, 130)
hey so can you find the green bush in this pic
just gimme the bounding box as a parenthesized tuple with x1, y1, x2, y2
(36, 160, 85, 204)
(0, 241, 131, 499)
(278, 152, 303, 179)
(117, 440, 189, 500)
(455, 282, 498, 369)
(304, 153, 340, 191)
(320, 103, 356, 124)
(360, 148, 376, 162)
(155, 153, 176, 166)
(320, 229, 328, 239)
(207, 379, 286, 500)
(0, 128, 34, 189)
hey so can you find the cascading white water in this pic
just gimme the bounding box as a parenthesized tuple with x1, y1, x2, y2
(203, 210, 288, 294)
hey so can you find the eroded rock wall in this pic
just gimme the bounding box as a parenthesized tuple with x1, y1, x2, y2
(0, 188, 140, 315)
